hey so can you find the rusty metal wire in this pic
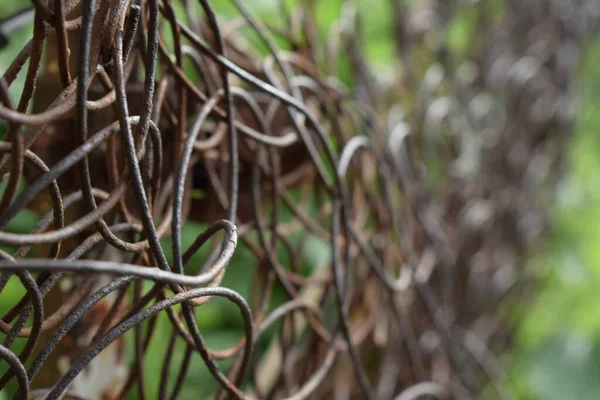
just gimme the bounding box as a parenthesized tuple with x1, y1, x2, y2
(0, 0, 597, 399)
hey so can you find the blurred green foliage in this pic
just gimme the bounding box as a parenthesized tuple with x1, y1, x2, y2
(508, 36, 600, 400)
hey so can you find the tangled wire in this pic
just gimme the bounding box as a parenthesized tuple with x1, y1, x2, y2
(0, 0, 597, 399)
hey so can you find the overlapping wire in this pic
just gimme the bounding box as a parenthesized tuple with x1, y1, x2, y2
(0, 0, 596, 399)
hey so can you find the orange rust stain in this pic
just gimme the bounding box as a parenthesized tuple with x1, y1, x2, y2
(83, 300, 112, 327)
(101, 387, 119, 400)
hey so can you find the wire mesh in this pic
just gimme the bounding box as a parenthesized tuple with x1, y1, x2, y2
(0, 0, 597, 399)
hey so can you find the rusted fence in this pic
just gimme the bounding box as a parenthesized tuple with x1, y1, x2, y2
(0, 0, 597, 399)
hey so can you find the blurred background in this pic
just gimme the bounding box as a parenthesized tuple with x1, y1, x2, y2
(0, 0, 599, 399)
